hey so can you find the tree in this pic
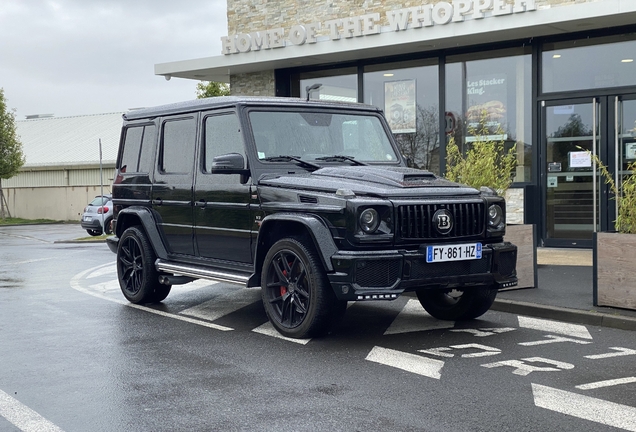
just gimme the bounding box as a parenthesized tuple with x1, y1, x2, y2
(394, 104, 440, 172)
(0, 88, 25, 218)
(196, 81, 230, 99)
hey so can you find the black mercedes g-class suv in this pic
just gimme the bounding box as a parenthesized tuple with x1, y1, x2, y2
(107, 96, 517, 338)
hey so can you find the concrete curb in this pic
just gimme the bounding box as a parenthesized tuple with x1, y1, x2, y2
(492, 298, 636, 332)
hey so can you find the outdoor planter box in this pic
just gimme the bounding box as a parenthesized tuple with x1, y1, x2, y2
(503, 223, 537, 290)
(594, 232, 636, 310)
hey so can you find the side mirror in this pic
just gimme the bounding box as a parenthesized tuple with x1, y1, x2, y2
(210, 153, 245, 171)
(210, 153, 250, 184)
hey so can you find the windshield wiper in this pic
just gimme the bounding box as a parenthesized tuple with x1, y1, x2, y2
(314, 155, 368, 166)
(262, 155, 321, 171)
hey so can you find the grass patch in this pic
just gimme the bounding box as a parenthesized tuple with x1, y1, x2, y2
(74, 234, 114, 241)
(0, 217, 62, 225)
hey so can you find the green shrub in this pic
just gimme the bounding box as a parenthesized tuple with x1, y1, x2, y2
(588, 153, 636, 234)
(445, 117, 516, 195)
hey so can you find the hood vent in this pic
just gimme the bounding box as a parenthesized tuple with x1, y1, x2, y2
(299, 195, 318, 204)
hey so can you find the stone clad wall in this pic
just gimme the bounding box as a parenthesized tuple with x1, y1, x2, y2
(227, 0, 600, 35)
(230, 71, 276, 96)
(226, 0, 601, 96)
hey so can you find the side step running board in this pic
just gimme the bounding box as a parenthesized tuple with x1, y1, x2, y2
(156, 260, 250, 286)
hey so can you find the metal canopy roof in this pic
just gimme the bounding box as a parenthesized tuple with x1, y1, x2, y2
(16, 112, 124, 168)
(154, 0, 636, 83)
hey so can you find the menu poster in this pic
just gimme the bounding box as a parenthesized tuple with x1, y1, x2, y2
(465, 73, 508, 140)
(385, 80, 416, 134)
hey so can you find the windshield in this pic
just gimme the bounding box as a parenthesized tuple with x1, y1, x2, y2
(249, 110, 399, 163)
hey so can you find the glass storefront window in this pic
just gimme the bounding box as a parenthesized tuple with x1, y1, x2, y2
(446, 48, 532, 182)
(542, 35, 636, 93)
(297, 67, 358, 102)
(364, 59, 440, 174)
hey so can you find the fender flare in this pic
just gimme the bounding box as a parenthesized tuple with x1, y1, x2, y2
(115, 207, 169, 260)
(249, 213, 338, 287)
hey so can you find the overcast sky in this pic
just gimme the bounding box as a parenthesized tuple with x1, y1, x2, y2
(0, 0, 227, 121)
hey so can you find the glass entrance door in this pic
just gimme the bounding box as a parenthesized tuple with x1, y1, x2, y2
(542, 95, 636, 247)
(543, 100, 600, 247)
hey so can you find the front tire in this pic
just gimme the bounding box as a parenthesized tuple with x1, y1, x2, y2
(416, 285, 497, 321)
(261, 237, 345, 339)
(117, 226, 171, 304)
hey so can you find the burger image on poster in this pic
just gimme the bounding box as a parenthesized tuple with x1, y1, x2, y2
(390, 103, 404, 124)
(466, 100, 506, 122)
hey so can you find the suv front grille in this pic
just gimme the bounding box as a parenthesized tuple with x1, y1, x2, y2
(397, 202, 485, 241)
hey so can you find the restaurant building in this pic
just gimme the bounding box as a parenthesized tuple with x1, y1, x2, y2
(155, 0, 636, 248)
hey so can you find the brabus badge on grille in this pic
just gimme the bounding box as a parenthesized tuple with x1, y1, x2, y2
(433, 209, 453, 235)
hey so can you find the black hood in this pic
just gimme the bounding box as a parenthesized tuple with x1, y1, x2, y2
(258, 166, 480, 198)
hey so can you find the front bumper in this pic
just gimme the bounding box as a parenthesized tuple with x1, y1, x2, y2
(327, 242, 517, 301)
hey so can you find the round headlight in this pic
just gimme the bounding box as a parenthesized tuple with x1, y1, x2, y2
(488, 204, 503, 227)
(359, 208, 380, 233)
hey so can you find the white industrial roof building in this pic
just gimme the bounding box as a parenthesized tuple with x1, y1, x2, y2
(4, 113, 123, 221)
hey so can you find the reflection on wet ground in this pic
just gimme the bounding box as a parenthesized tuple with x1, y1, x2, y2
(0, 276, 24, 289)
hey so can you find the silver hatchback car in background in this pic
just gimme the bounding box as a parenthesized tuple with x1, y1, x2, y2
(81, 194, 113, 236)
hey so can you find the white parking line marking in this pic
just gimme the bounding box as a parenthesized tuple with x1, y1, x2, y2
(0, 389, 65, 432)
(252, 322, 311, 345)
(532, 383, 636, 431)
(576, 377, 636, 390)
(519, 335, 593, 346)
(418, 344, 501, 358)
(89, 279, 121, 294)
(86, 264, 117, 279)
(482, 357, 574, 376)
(13, 257, 56, 265)
(70, 264, 233, 332)
(450, 328, 516, 337)
(383, 299, 454, 335)
(451, 344, 501, 358)
(518, 316, 592, 340)
(180, 287, 261, 322)
(585, 347, 636, 359)
(366, 346, 444, 379)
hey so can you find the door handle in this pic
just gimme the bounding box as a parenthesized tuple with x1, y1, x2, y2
(152, 198, 163, 205)
(195, 200, 207, 208)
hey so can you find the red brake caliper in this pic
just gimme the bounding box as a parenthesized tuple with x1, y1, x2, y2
(280, 268, 288, 296)
(280, 260, 293, 296)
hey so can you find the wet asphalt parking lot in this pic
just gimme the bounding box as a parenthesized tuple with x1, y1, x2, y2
(1, 224, 635, 432)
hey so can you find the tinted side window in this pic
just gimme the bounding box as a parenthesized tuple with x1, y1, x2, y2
(120, 126, 143, 172)
(160, 117, 196, 174)
(119, 124, 156, 173)
(204, 113, 245, 172)
(137, 125, 156, 173)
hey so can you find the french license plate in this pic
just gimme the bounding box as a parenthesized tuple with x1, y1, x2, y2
(83, 216, 92, 221)
(426, 243, 482, 263)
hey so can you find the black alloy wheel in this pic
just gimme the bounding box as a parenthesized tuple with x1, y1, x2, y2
(117, 226, 171, 304)
(261, 237, 345, 338)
